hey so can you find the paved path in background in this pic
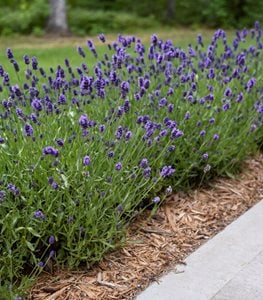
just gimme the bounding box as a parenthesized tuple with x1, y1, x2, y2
(137, 199, 263, 300)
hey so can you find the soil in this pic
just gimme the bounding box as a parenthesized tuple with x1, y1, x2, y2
(28, 153, 263, 300)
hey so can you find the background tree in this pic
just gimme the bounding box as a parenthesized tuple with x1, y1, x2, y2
(166, 0, 175, 23)
(46, 0, 69, 35)
(0, 0, 263, 37)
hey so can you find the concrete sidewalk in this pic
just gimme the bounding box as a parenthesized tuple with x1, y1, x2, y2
(137, 199, 263, 300)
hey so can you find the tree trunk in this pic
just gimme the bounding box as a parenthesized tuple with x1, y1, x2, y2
(166, 0, 175, 23)
(47, 0, 69, 35)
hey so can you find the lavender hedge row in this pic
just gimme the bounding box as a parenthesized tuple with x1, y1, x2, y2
(0, 22, 263, 297)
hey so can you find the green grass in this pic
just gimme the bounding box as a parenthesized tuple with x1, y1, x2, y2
(0, 28, 235, 70)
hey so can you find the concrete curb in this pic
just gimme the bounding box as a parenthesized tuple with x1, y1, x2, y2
(137, 199, 263, 300)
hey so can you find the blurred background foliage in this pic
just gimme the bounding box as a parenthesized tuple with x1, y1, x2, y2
(0, 0, 263, 37)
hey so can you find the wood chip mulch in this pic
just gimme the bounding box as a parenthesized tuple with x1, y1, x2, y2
(29, 153, 263, 300)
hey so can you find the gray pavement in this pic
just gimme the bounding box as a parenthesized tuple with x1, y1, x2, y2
(137, 199, 263, 300)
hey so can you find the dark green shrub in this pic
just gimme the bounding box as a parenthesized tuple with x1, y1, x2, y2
(68, 9, 158, 35)
(0, 0, 49, 35)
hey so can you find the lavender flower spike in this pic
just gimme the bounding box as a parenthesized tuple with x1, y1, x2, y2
(139, 158, 148, 168)
(115, 162, 122, 171)
(99, 33, 106, 43)
(160, 165, 175, 178)
(7, 183, 20, 196)
(83, 155, 91, 166)
(24, 123, 34, 137)
(79, 114, 89, 129)
(42, 146, 59, 157)
(152, 196, 160, 204)
(34, 210, 45, 219)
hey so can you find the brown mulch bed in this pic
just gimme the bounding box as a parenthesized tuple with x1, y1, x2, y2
(29, 153, 263, 300)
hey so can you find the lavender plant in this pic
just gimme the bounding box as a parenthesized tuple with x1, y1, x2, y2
(0, 22, 262, 297)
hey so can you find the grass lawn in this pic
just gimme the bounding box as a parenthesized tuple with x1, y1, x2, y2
(0, 28, 236, 71)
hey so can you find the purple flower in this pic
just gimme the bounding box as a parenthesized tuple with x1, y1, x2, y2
(108, 151, 114, 158)
(224, 88, 232, 97)
(79, 114, 89, 129)
(6, 48, 14, 59)
(151, 34, 158, 45)
(34, 210, 45, 219)
(159, 98, 167, 107)
(200, 130, 206, 136)
(23, 54, 30, 65)
(38, 261, 44, 267)
(236, 92, 243, 103)
(7, 183, 19, 196)
(184, 111, 190, 120)
(168, 145, 176, 152)
(159, 129, 168, 137)
(197, 34, 204, 46)
(171, 128, 184, 139)
(83, 155, 91, 166)
(56, 138, 64, 147)
(30, 113, 38, 123)
(139, 158, 148, 168)
(99, 33, 105, 43)
(12, 60, 19, 72)
(81, 63, 88, 72)
(115, 162, 122, 171)
(143, 167, 151, 177)
(115, 126, 123, 139)
(120, 81, 130, 97)
(258, 105, 263, 113)
(166, 103, 173, 113)
(24, 123, 34, 137)
(77, 46, 85, 58)
(3, 72, 9, 85)
(48, 235, 55, 245)
(87, 39, 94, 49)
(58, 94, 66, 105)
(200, 98, 205, 105)
(32, 56, 38, 70)
(134, 93, 141, 101)
(223, 103, 230, 111)
(152, 196, 160, 204)
(209, 118, 215, 124)
(42, 146, 59, 157)
(48, 177, 54, 184)
(51, 182, 59, 190)
(202, 153, 209, 160)
(125, 131, 132, 140)
(255, 20, 260, 30)
(31, 98, 42, 111)
(246, 78, 256, 91)
(99, 124, 105, 133)
(160, 165, 175, 178)
(213, 134, 219, 140)
(167, 88, 174, 96)
(116, 204, 124, 214)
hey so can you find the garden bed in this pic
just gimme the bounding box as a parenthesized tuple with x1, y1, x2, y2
(28, 153, 263, 299)
(0, 23, 263, 298)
